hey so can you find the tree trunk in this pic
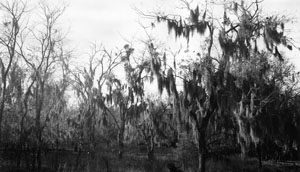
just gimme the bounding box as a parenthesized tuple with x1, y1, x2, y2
(55, 139, 60, 171)
(241, 143, 246, 160)
(198, 133, 206, 172)
(0, 80, 7, 145)
(196, 110, 212, 172)
(16, 137, 23, 169)
(36, 123, 42, 172)
(297, 144, 300, 161)
(118, 130, 124, 159)
(36, 103, 43, 172)
(90, 111, 96, 159)
(257, 142, 262, 169)
(75, 144, 81, 171)
(37, 144, 42, 172)
(147, 136, 155, 161)
(0, 108, 3, 145)
(35, 80, 44, 172)
(31, 147, 36, 172)
(198, 151, 206, 172)
(118, 112, 125, 159)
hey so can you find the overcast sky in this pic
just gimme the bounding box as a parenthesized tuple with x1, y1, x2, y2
(51, 0, 300, 68)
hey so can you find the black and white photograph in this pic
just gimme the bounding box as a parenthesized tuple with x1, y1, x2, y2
(0, 0, 300, 172)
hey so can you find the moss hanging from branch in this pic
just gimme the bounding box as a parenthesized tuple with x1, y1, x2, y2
(196, 21, 207, 35)
(156, 6, 207, 42)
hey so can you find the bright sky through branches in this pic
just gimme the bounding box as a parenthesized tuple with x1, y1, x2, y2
(50, 0, 300, 69)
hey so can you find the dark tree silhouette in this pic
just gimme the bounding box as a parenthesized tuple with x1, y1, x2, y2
(142, 0, 296, 171)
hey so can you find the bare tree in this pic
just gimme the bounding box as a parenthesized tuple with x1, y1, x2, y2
(16, 3, 67, 171)
(71, 44, 123, 159)
(0, 0, 26, 144)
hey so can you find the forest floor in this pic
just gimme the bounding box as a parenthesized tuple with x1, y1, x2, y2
(0, 144, 300, 172)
